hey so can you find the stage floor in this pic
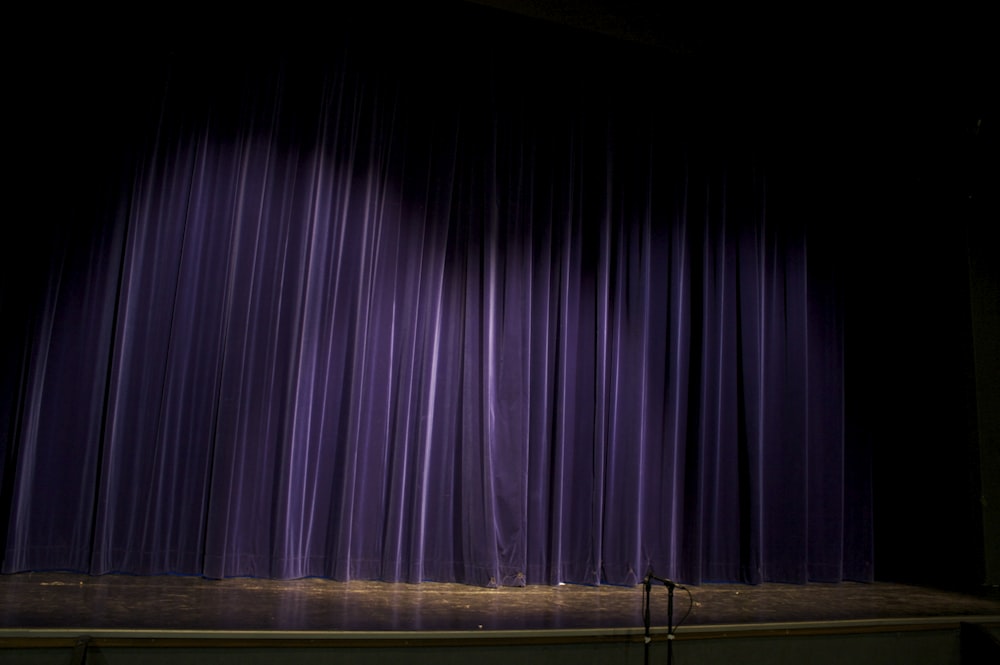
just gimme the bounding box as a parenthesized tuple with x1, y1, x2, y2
(1, 572, 999, 635)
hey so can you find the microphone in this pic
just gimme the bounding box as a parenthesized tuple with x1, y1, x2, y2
(645, 570, 678, 589)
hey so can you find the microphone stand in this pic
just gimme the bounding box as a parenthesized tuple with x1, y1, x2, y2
(643, 571, 678, 665)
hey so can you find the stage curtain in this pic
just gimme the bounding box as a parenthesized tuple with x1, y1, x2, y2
(0, 9, 872, 585)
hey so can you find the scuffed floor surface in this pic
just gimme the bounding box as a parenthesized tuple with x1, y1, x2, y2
(1, 572, 998, 632)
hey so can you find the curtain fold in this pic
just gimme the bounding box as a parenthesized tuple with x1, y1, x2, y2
(0, 15, 871, 585)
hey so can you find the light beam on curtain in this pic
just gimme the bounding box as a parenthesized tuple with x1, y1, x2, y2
(0, 19, 872, 585)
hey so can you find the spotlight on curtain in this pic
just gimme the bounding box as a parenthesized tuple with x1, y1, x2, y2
(0, 10, 871, 586)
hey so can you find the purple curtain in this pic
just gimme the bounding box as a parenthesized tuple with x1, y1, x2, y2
(0, 10, 871, 585)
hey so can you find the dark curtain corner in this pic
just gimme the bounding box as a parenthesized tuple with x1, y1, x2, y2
(1, 9, 873, 586)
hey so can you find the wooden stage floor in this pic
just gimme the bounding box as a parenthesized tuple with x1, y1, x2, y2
(1, 572, 998, 635)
